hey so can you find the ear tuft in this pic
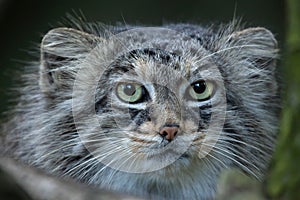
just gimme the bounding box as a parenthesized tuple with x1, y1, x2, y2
(227, 27, 278, 68)
(230, 27, 277, 50)
(39, 28, 100, 95)
(230, 27, 278, 59)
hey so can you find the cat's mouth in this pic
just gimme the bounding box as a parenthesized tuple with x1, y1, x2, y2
(128, 133, 195, 160)
(140, 142, 191, 161)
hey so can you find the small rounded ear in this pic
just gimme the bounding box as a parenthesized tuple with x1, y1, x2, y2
(39, 28, 100, 95)
(226, 27, 278, 69)
(230, 27, 277, 48)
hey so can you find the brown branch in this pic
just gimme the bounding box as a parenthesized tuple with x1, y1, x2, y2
(0, 157, 143, 200)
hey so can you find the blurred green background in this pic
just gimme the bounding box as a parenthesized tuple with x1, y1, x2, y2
(0, 0, 299, 199)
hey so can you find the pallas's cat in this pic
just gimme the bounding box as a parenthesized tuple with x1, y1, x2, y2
(2, 21, 280, 199)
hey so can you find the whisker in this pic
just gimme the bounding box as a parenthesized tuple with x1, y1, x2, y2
(201, 143, 259, 179)
(195, 44, 263, 64)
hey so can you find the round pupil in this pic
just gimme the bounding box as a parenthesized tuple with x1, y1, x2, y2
(123, 84, 136, 96)
(193, 81, 206, 94)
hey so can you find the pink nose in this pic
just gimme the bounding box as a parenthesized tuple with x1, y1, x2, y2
(159, 126, 179, 141)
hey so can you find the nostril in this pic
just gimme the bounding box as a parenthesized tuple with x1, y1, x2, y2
(159, 125, 179, 141)
(162, 131, 168, 137)
(174, 131, 178, 137)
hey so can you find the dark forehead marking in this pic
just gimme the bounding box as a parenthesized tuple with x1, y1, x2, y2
(102, 48, 183, 80)
(113, 48, 181, 71)
(128, 48, 179, 65)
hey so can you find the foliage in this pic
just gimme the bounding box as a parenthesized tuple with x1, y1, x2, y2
(268, 0, 300, 199)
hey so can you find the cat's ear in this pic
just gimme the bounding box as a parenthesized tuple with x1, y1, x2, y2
(39, 27, 100, 95)
(226, 27, 278, 69)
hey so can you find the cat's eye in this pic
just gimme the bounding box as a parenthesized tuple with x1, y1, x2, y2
(116, 82, 144, 103)
(188, 80, 214, 101)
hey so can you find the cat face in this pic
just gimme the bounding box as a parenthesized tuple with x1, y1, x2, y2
(80, 48, 226, 173)
(40, 25, 279, 177)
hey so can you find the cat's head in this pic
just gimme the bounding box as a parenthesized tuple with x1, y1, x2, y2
(39, 24, 279, 177)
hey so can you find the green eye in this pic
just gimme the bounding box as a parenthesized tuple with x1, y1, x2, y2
(188, 80, 214, 101)
(116, 83, 143, 103)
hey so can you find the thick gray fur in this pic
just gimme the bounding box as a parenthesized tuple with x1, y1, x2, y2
(2, 20, 280, 200)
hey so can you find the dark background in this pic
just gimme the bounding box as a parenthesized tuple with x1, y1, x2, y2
(0, 0, 285, 114)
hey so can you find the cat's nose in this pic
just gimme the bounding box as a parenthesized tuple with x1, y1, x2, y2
(159, 125, 179, 141)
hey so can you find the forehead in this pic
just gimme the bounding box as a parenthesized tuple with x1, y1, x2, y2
(111, 48, 215, 85)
